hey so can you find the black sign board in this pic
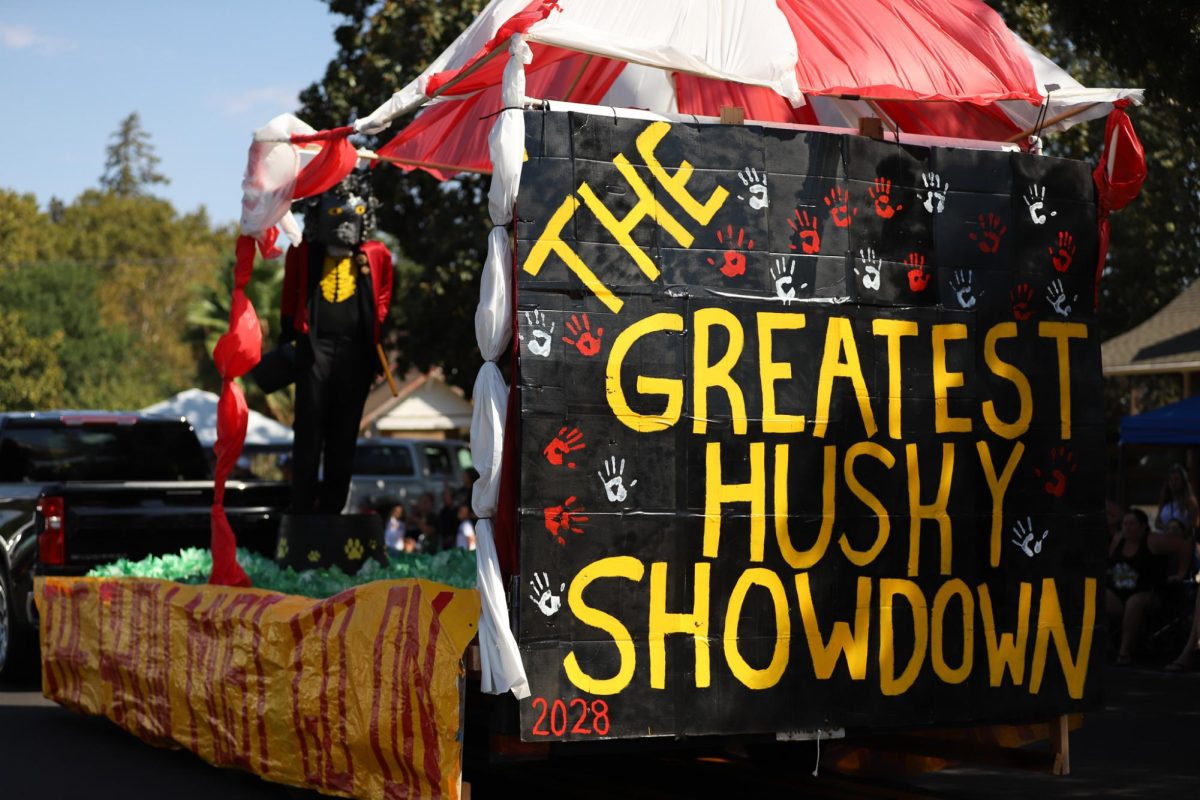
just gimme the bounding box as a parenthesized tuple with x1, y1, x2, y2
(514, 110, 1104, 742)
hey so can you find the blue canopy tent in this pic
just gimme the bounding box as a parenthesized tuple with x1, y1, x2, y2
(1120, 395, 1200, 445)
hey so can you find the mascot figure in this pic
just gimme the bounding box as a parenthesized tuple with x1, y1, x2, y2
(280, 172, 393, 515)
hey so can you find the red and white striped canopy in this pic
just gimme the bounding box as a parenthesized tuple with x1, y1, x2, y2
(354, 0, 1141, 179)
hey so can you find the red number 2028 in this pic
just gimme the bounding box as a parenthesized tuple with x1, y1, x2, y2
(530, 697, 610, 737)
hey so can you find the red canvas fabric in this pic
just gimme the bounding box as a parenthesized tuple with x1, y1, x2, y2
(379, 48, 623, 179)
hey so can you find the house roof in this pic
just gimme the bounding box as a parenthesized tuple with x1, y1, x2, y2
(1102, 279, 1200, 376)
(360, 368, 473, 433)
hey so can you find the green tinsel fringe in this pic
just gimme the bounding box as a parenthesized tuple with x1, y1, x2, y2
(87, 548, 477, 599)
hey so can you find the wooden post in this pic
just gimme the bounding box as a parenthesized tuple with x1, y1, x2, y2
(1050, 714, 1070, 775)
(720, 106, 746, 125)
(858, 116, 885, 140)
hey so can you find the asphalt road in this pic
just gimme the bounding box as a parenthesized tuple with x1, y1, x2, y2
(2, 664, 1197, 798)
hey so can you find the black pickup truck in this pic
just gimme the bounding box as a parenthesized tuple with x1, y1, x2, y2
(0, 411, 289, 677)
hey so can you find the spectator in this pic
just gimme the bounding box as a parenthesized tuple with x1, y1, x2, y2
(438, 485, 459, 551)
(455, 502, 476, 551)
(384, 504, 407, 555)
(1156, 463, 1199, 534)
(1106, 508, 1167, 665)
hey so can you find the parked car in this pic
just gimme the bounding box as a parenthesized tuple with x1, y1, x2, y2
(0, 411, 290, 677)
(345, 438, 474, 513)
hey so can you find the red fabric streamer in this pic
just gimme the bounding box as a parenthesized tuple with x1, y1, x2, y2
(1092, 100, 1146, 307)
(292, 128, 359, 201)
(209, 129, 361, 586)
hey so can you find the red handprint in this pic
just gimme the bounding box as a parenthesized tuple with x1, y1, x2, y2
(824, 186, 856, 228)
(562, 313, 604, 357)
(1010, 283, 1034, 320)
(905, 252, 930, 292)
(787, 209, 821, 254)
(705, 225, 754, 277)
(969, 212, 1007, 254)
(543, 426, 585, 468)
(1048, 230, 1076, 273)
(544, 496, 589, 545)
(1033, 445, 1077, 498)
(868, 177, 903, 219)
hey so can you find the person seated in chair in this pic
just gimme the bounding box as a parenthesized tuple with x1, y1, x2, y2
(1106, 508, 1167, 665)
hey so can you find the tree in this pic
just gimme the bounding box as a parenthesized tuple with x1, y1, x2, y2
(100, 112, 170, 197)
(0, 310, 64, 410)
(0, 189, 59, 268)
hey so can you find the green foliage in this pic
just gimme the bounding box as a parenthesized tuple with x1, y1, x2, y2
(0, 309, 65, 409)
(0, 189, 59, 268)
(87, 546, 478, 597)
(100, 112, 170, 197)
(298, 0, 488, 393)
(0, 116, 238, 411)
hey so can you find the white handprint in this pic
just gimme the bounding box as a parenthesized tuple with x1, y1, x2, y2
(921, 172, 949, 214)
(1045, 279, 1077, 317)
(528, 572, 565, 617)
(1023, 184, 1056, 225)
(855, 248, 881, 291)
(736, 167, 769, 210)
(948, 269, 976, 309)
(1010, 516, 1049, 558)
(770, 256, 807, 305)
(598, 456, 637, 503)
(521, 309, 554, 358)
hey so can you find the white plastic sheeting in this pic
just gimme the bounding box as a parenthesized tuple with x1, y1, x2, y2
(240, 113, 314, 246)
(468, 35, 533, 699)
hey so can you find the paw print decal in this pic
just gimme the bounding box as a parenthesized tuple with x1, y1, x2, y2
(344, 538, 365, 560)
(1033, 446, 1077, 498)
(823, 186, 856, 228)
(770, 257, 806, 305)
(562, 313, 603, 357)
(868, 177, 903, 219)
(307, 550, 322, 563)
(904, 252, 930, 293)
(1010, 283, 1034, 320)
(706, 225, 754, 277)
(1048, 231, 1076, 273)
(787, 209, 821, 254)
(736, 167, 769, 210)
(921, 172, 949, 214)
(544, 496, 589, 546)
(855, 248, 881, 291)
(543, 426, 585, 468)
(520, 309, 554, 358)
(969, 213, 1007, 254)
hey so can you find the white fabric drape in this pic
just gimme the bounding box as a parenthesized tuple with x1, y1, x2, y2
(240, 113, 315, 245)
(468, 34, 532, 700)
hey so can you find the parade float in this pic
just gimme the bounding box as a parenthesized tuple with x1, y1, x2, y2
(37, 0, 1147, 795)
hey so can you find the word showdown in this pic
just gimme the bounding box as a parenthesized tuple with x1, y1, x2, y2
(515, 111, 1104, 741)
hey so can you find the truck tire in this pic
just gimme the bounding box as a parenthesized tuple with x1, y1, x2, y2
(0, 568, 11, 679)
(0, 567, 33, 682)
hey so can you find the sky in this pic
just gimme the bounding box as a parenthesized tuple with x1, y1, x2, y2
(0, 1, 345, 226)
